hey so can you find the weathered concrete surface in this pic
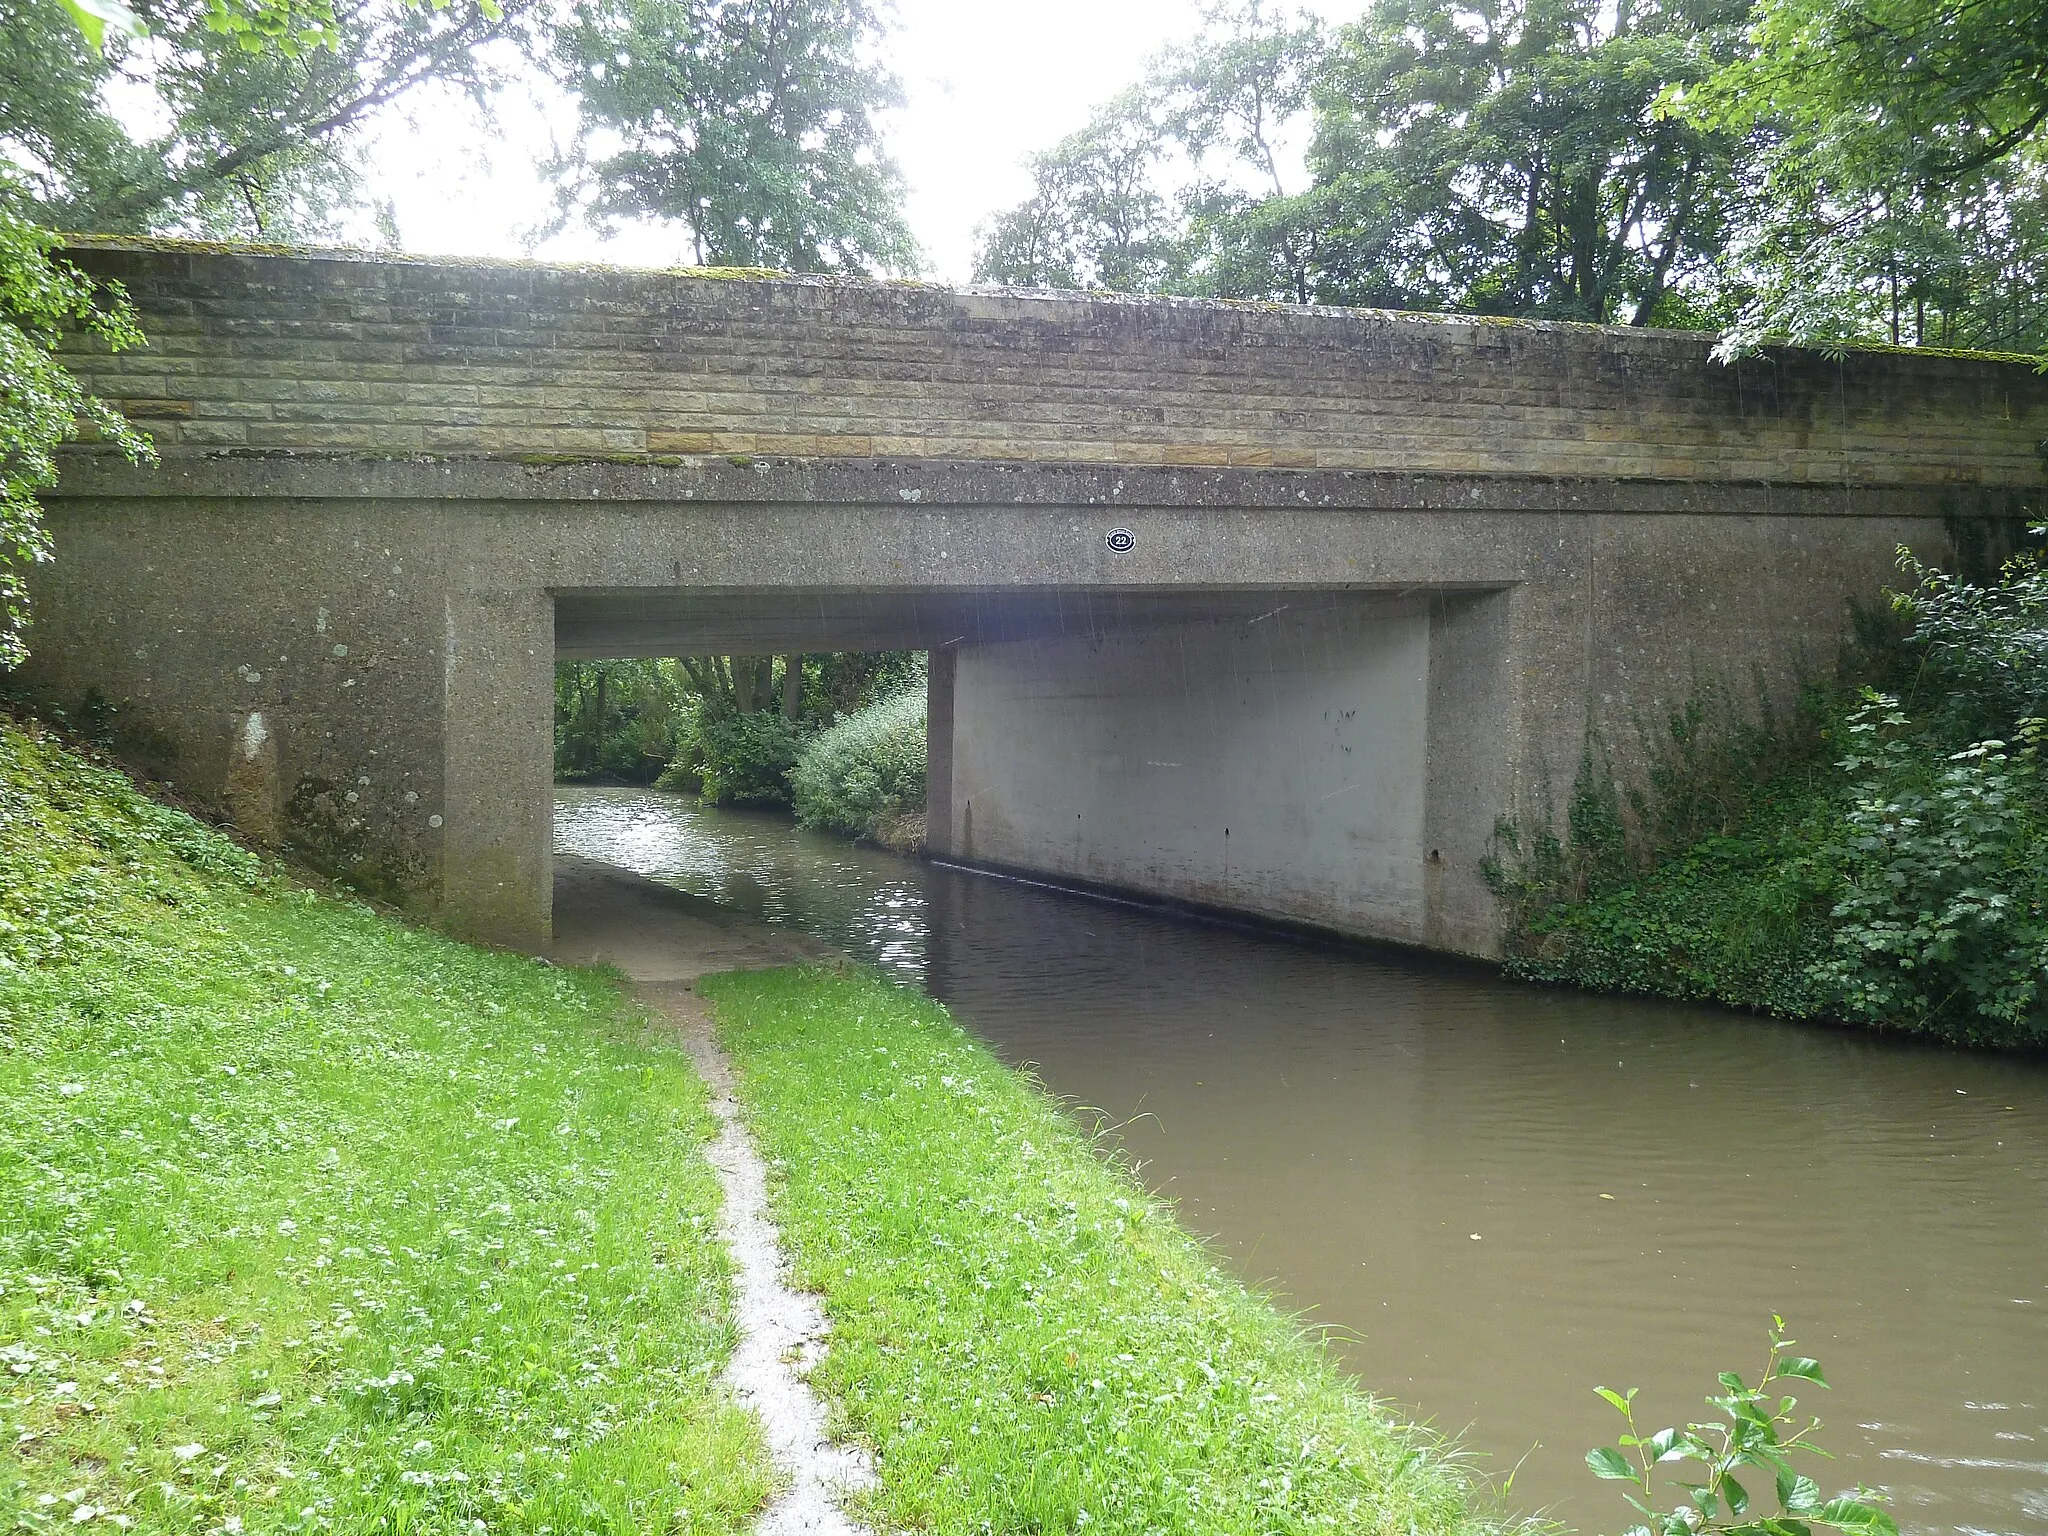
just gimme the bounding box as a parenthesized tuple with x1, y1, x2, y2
(945, 602, 1435, 946)
(22, 242, 2048, 956)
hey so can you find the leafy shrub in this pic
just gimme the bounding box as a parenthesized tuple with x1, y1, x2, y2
(693, 710, 803, 808)
(1588, 1317, 1894, 1536)
(1895, 538, 2048, 731)
(789, 676, 926, 844)
(1806, 695, 2048, 1041)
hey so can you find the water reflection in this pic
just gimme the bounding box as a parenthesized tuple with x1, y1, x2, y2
(556, 785, 2048, 1534)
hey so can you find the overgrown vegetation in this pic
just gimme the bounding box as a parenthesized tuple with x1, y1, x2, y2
(553, 657, 689, 783)
(684, 709, 805, 808)
(702, 965, 1507, 1536)
(555, 652, 925, 825)
(789, 669, 926, 851)
(1489, 533, 2048, 1047)
(0, 714, 771, 1532)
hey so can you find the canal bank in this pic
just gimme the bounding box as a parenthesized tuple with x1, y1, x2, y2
(550, 853, 1506, 1534)
(556, 784, 2048, 1535)
(3, 720, 1508, 1535)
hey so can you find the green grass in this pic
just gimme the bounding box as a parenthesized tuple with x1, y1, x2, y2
(0, 719, 771, 1534)
(702, 966, 1507, 1536)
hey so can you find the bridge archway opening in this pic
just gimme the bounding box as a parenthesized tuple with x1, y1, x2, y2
(539, 584, 1506, 955)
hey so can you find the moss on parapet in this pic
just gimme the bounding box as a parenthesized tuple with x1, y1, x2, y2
(59, 232, 2044, 365)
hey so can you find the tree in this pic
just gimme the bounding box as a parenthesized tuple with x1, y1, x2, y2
(550, 0, 914, 271)
(973, 2, 1327, 299)
(973, 0, 1747, 324)
(56, 0, 342, 55)
(1152, 0, 1327, 301)
(1, 3, 160, 670)
(1306, 0, 1749, 322)
(5, 0, 534, 239)
(1676, 0, 2048, 353)
(974, 90, 1185, 291)
(0, 176, 149, 669)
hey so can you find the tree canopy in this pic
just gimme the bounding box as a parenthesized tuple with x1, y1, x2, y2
(7, 0, 912, 261)
(975, 0, 2048, 355)
(4, 0, 532, 240)
(550, 0, 914, 271)
(1678, 0, 2048, 352)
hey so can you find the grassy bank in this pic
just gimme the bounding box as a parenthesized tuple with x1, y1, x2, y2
(0, 719, 769, 1533)
(702, 966, 1501, 1536)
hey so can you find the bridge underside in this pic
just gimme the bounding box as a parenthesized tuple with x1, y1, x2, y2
(20, 454, 1962, 959)
(560, 582, 1501, 949)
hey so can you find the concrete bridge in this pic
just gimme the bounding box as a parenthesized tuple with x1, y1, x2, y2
(23, 239, 2048, 955)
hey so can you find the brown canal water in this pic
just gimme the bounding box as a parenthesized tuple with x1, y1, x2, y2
(556, 785, 2048, 1534)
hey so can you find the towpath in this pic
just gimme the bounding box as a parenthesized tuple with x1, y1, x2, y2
(550, 855, 873, 1536)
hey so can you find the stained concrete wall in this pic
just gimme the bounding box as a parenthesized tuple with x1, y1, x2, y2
(22, 453, 1977, 956)
(942, 605, 1434, 943)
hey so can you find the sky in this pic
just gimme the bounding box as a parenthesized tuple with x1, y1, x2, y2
(367, 0, 1352, 285)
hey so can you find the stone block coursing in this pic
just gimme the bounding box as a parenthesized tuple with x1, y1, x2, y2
(56, 240, 2048, 486)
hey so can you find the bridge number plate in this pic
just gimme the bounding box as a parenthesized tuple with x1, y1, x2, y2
(1104, 527, 1136, 553)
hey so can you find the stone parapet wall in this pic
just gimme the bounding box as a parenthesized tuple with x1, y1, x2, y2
(58, 240, 2048, 487)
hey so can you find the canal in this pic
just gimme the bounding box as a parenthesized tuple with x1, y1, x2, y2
(556, 785, 2048, 1533)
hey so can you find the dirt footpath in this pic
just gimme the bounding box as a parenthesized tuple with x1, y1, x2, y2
(551, 853, 839, 982)
(551, 855, 874, 1536)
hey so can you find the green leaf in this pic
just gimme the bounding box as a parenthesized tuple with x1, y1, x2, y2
(1597, 1386, 1637, 1413)
(1727, 1472, 1752, 1517)
(1816, 1497, 1897, 1536)
(56, 0, 147, 50)
(1588, 1446, 1639, 1481)
(1776, 1357, 1829, 1386)
(1779, 1473, 1824, 1512)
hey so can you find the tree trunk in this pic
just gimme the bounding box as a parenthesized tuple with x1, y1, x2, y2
(733, 657, 757, 715)
(782, 655, 803, 722)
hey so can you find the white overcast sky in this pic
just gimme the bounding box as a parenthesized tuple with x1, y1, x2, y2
(366, 0, 1358, 284)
